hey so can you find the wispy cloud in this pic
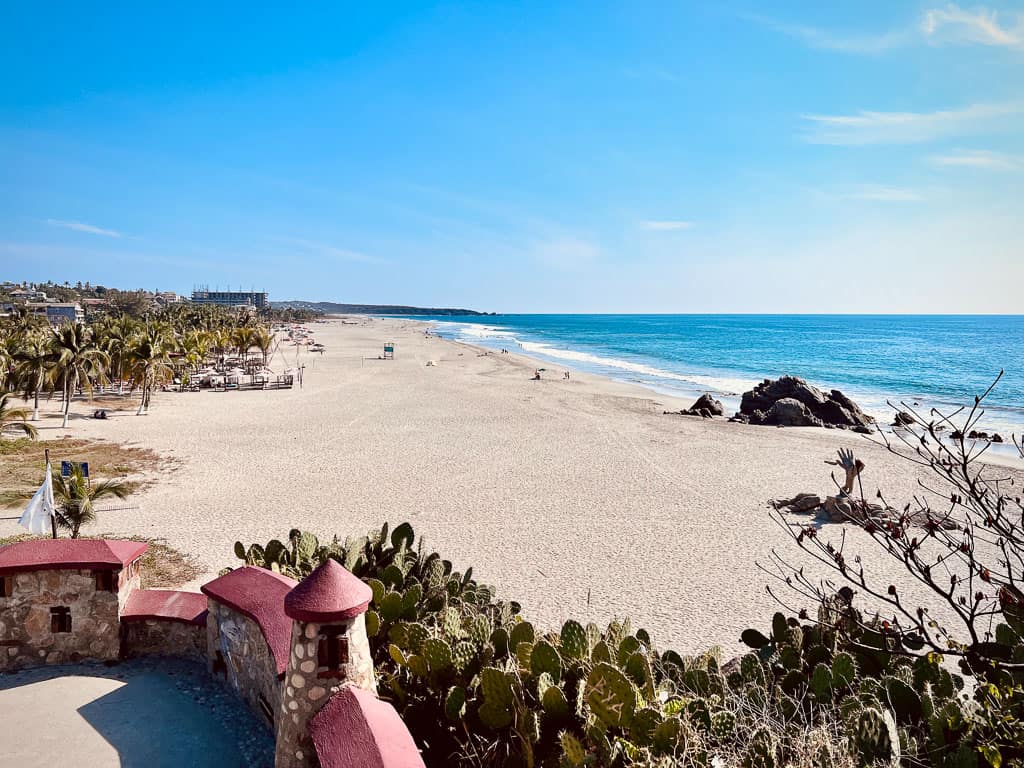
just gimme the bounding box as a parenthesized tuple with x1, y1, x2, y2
(922, 4, 1024, 47)
(46, 219, 122, 238)
(801, 100, 1024, 144)
(841, 185, 925, 202)
(928, 148, 1024, 169)
(744, 14, 911, 54)
(750, 5, 1024, 53)
(270, 236, 383, 264)
(640, 220, 693, 231)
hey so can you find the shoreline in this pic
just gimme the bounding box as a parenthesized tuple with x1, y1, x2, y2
(415, 315, 1024, 450)
(4, 316, 1023, 654)
(392, 315, 1024, 470)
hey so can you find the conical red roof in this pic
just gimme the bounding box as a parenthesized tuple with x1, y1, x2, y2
(284, 559, 372, 623)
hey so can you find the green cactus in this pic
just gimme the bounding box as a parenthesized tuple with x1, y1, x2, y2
(479, 667, 515, 730)
(401, 583, 422, 616)
(885, 677, 922, 724)
(382, 563, 405, 590)
(366, 577, 385, 605)
(364, 610, 380, 638)
(624, 652, 655, 700)
(265, 538, 289, 566)
(452, 641, 476, 673)
(585, 662, 636, 729)
(443, 607, 463, 639)
(531, 639, 562, 682)
(628, 706, 661, 747)
(560, 731, 586, 766)
(423, 557, 445, 590)
(852, 707, 900, 766)
(516, 640, 533, 669)
(831, 652, 856, 689)
(585, 622, 601, 651)
(710, 710, 736, 740)
(468, 614, 490, 645)
(510, 620, 535, 648)
(652, 716, 682, 755)
(389, 644, 407, 666)
(390, 521, 414, 548)
(423, 637, 452, 672)
(379, 591, 403, 622)
(591, 640, 612, 664)
(491, 627, 510, 657)
(811, 662, 833, 701)
(481, 666, 515, 708)
(407, 622, 428, 653)
(560, 620, 588, 660)
(617, 635, 641, 666)
(542, 684, 570, 719)
(406, 654, 428, 677)
(388, 621, 409, 647)
(743, 727, 779, 768)
(445, 686, 466, 721)
(289, 529, 319, 563)
(686, 698, 712, 733)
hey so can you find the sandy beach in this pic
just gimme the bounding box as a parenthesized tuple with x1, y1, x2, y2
(5, 316, 1021, 655)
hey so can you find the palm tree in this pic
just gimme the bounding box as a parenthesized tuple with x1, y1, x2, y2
(129, 322, 175, 415)
(178, 329, 210, 374)
(95, 315, 138, 395)
(13, 332, 57, 420)
(0, 392, 38, 440)
(50, 323, 109, 428)
(0, 334, 11, 391)
(252, 327, 274, 367)
(51, 464, 129, 538)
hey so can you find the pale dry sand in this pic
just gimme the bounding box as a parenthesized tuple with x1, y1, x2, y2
(6, 317, 1022, 655)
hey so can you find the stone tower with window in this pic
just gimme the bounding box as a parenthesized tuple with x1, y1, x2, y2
(275, 559, 375, 768)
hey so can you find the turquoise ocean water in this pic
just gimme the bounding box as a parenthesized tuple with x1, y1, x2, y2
(410, 315, 1024, 445)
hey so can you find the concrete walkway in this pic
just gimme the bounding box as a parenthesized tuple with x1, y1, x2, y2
(0, 658, 273, 767)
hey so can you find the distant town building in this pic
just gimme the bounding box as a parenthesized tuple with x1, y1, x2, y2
(10, 288, 49, 302)
(26, 302, 85, 325)
(154, 291, 184, 305)
(191, 289, 268, 309)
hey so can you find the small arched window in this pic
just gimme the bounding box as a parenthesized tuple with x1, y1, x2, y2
(316, 626, 349, 679)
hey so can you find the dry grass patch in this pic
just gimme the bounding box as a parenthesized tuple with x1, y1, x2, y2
(0, 437, 163, 508)
(0, 533, 204, 589)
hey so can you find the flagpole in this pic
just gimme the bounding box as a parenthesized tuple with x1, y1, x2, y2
(45, 448, 57, 540)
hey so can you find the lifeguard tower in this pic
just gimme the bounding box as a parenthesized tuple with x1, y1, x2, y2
(383, 342, 395, 360)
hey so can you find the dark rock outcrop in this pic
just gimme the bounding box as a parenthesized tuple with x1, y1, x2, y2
(690, 393, 725, 416)
(967, 430, 1004, 443)
(664, 393, 725, 419)
(893, 411, 915, 427)
(738, 376, 874, 430)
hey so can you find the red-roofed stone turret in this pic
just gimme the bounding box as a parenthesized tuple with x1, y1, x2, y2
(284, 559, 372, 623)
(276, 559, 377, 768)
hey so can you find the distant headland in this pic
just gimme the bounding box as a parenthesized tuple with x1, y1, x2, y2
(271, 300, 493, 316)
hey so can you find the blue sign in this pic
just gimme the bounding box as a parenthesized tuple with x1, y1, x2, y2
(60, 461, 89, 478)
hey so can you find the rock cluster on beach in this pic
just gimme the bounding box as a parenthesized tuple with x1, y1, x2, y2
(664, 393, 725, 419)
(730, 376, 874, 432)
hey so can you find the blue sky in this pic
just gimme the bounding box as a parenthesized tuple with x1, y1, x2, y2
(1, 2, 1022, 312)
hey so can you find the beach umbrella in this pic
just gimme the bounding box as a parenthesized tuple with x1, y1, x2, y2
(20, 455, 55, 537)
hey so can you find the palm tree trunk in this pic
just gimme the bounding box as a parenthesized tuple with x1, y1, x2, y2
(137, 378, 146, 415)
(61, 375, 72, 428)
(32, 380, 41, 421)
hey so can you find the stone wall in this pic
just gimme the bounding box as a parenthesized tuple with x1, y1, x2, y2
(275, 614, 375, 768)
(122, 619, 207, 661)
(0, 568, 121, 671)
(206, 600, 281, 732)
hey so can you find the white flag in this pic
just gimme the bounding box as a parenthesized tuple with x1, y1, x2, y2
(19, 462, 55, 535)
